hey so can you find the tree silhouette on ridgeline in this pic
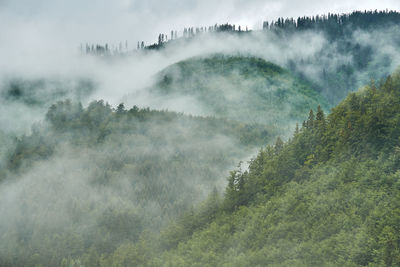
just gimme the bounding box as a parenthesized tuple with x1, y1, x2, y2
(81, 10, 400, 55)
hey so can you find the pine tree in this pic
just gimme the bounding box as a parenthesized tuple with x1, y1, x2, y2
(307, 109, 314, 129)
(294, 123, 300, 135)
(275, 136, 284, 154)
(315, 105, 326, 133)
(316, 105, 325, 122)
(116, 103, 125, 114)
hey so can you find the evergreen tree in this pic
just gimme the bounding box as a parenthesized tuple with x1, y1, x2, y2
(307, 109, 315, 129)
(294, 123, 300, 135)
(316, 105, 325, 123)
(116, 103, 125, 114)
(275, 136, 284, 154)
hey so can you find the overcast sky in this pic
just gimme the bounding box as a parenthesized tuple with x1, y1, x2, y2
(1, 0, 400, 51)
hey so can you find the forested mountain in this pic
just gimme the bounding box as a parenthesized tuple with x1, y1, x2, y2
(2, 9, 400, 267)
(274, 11, 400, 105)
(138, 10, 400, 106)
(7, 53, 400, 267)
(0, 100, 274, 266)
(150, 69, 400, 266)
(131, 11, 400, 52)
(263, 10, 400, 105)
(32, 64, 400, 267)
(150, 55, 328, 130)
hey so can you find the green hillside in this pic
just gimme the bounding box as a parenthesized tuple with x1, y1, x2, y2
(152, 55, 329, 129)
(3, 10, 400, 267)
(38, 69, 400, 267)
(4, 56, 400, 267)
(0, 100, 275, 267)
(151, 70, 400, 266)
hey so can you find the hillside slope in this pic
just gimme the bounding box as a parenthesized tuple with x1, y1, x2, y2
(149, 70, 400, 266)
(145, 11, 400, 107)
(151, 55, 329, 129)
(0, 101, 274, 267)
(49, 70, 400, 267)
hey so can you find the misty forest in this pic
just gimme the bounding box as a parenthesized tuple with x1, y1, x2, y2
(2, 8, 400, 267)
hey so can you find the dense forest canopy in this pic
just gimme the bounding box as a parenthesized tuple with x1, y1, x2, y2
(263, 10, 400, 34)
(1, 9, 400, 267)
(150, 54, 328, 130)
(0, 100, 275, 266)
(126, 68, 400, 267)
(12, 61, 400, 267)
(81, 10, 400, 107)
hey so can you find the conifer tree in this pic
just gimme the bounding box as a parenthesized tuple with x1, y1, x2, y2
(295, 123, 300, 135)
(275, 136, 284, 154)
(315, 105, 325, 132)
(316, 105, 325, 122)
(116, 103, 125, 114)
(307, 109, 314, 129)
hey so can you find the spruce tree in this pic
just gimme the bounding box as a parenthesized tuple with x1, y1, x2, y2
(275, 136, 284, 154)
(307, 109, 314, 129)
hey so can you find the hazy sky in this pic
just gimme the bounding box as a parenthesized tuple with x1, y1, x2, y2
(1, 0, 400, 50)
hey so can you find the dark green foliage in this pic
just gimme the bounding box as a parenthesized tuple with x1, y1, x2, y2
(4, 11, 400, 266)
(7, 70, 400, 265)
(141, 11, 400, 108)
(26, 69, 400, 266)
(153, 70, 400, 266)
(0, 100, 274, 267)
(153, 54, 329, 128)
(264, 10, 400, 38)
(267, 11, 400, 105)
